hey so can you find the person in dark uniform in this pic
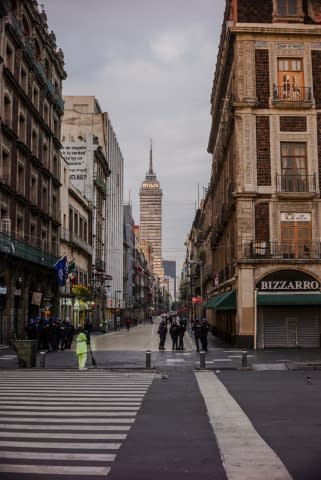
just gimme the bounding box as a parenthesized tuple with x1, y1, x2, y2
(158, 320, 167, 350)
(178, 320, 186, 350)
(169, 321, 180, 350)
(200, 318, 209, 352)
(192, 319, 202, 351)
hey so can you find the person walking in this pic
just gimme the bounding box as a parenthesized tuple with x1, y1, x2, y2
(76, 328, 88, 370)
(126, 319, 131, 331)
(158, 319, 167, 350)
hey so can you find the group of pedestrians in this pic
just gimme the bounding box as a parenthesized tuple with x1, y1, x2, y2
(157, 315, 187, 350)
(26, 317, 75, 352)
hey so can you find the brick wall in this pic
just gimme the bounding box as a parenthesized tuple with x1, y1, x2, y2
(317, 114, 321, 195)
(238, 0, 272, 23)
(255, 202, 270, 241)
(256, 116, 271, 186)
(312, 51, 321, 109)
(280, 116, 307, 132)
(255, 50, 269, 109)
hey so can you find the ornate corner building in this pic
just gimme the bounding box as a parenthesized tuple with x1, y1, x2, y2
(197, 0, 321, 348)
(0, 1, 66, 342)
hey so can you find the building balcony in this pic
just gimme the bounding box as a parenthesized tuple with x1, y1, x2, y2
(272, 85, 312, 107)
(69, 232, 93, 256)
(241, 240, 321, 261)
(275, 174, 317, 198)
(0, 232, 58, 267)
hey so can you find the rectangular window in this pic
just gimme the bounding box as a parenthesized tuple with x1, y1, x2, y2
(281, 219, 311, 258)
(280, 142, 307, 191)
(277, 0, 298, 16)
(277, 58, 304, 101)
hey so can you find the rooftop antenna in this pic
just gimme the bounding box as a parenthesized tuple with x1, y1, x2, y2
(149, 138, 154, 174)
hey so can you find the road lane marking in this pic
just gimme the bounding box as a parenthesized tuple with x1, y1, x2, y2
(0, 441, 121, 449)
(0, 432, 127, 440)
(0, 417, 135, 423)
(0, 451, 116, 461)
(0, 464, 111, 476)
(195, 371, 293, 480)
(0, 423, 130, 431)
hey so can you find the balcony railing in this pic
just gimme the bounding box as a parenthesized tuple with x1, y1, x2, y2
(69, 232, 93, 256)
(241, 240, 321, 260)
(272, 84, 312, 103)
(0, 232, 58, 267)
(276, 174, 316, 193)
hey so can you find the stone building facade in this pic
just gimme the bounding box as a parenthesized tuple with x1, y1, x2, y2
(139, 143, 164, 280)
(0, 1, 66, 342)
(61, 96, 121, 328)
(191, 0, 321, 348)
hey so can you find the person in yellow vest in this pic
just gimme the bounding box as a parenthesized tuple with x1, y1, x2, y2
(76, 328, 88, 370)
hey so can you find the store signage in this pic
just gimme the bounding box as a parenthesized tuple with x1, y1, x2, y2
(256, 270, 320, 292)
(192, 296, 202, 304)
(281, 213, 311, 222)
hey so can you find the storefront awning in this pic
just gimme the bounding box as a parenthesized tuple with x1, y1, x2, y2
(257, 293, 321, 306)
(205, 290, 236, 310)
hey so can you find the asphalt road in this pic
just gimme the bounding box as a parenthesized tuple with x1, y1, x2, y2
(1, 319, 321, 479)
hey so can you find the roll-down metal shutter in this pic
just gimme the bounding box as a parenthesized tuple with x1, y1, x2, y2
(263, 307, 320, 348)
(298, 312, 320, 347)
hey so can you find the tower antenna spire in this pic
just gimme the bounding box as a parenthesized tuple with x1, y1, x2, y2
(149, 138, 154, 174)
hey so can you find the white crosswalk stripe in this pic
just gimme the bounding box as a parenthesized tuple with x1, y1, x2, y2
(0, 370, 154, 478)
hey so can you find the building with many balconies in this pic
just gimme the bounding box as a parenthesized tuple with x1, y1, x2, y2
(0, 1, 66, 342)
(189, 0, 321, 349)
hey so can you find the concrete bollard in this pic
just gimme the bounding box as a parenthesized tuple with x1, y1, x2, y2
(40, 351, 46, 368)
(145, 350, 151, 369)
(200, 350, 206, 369)
(242, 350, 248, 368)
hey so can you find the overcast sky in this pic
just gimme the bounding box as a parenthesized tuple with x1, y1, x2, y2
(42, 0, 226, 274)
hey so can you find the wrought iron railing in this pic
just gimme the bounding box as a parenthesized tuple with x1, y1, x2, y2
(272, 84, 312, 103)
(0, 232, 58, 267)
(276, 174, 316, 193)
(241, 240, 321, 260)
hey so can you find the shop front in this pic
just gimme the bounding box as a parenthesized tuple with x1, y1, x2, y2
(256, 270, 321, 349)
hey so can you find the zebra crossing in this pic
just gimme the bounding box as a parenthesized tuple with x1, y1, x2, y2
(0, 370, 154, 478)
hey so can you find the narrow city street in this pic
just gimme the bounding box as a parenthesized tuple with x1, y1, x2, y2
(0, 318, 321, 478)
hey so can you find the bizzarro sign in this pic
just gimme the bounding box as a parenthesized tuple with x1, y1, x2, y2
(257, 270, 320, 292)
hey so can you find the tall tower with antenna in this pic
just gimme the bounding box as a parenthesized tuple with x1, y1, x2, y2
(139, 140, 164, 279)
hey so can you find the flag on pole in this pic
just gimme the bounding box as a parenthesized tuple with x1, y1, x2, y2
(68, 258, 77, 285)
(53, 256, 68, 286)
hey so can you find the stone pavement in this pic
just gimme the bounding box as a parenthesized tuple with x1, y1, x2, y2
(1, 317, 321, 370)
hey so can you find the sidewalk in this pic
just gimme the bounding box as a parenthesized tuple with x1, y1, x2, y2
(1, 320, 321, 370)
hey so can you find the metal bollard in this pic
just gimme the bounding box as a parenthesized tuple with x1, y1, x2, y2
(40, 351, 46, 368)
(200, 350, 206, 369)
(145, 350, 151, 369)
(241, 350, 248, 368)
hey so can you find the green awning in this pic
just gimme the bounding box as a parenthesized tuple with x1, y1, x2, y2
(257, 293, 321, 306)
(205, 290, 236, 310)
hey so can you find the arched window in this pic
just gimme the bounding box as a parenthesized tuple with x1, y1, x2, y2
(34, 39, 41, 61)
(31, 129, 38, 157)
(3, 94, 12, 126)
(18, 113, 26, 142)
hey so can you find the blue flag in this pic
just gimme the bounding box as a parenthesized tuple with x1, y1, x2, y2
(53, 256, 67, 286)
